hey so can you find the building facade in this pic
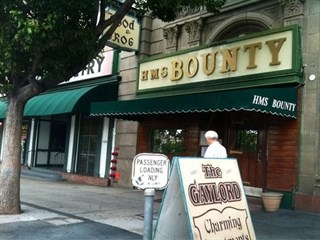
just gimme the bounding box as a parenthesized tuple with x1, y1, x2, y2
(91, 0, 320, 212)
(0, 47, 121, 185)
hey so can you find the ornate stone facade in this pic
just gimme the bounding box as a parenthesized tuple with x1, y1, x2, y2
(176, 6, 203, 18)
(114, 0, 320, 213)
(279, 0, 305, 17)
(184, 19, 203, 46)
(163, 26, 179, 51)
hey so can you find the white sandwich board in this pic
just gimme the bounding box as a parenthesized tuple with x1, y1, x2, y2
(154, 157, 256, 240)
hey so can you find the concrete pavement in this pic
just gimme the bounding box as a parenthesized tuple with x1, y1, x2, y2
(0, 177, 320, 239)
(1, 178, 155, 239)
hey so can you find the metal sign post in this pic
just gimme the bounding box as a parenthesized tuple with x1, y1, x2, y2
(131, 153, 170, 240)
(143, 188, 155, 240)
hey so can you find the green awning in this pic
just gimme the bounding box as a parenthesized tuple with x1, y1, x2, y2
(24, 86, 95, 116)
(0, 78, 119, 118)
(90, 87, 298, 120)
(24, 81, 118, 117)
(0, 100, 7, 119)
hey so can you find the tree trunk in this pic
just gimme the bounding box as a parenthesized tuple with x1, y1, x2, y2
(0, 96, 25, 214)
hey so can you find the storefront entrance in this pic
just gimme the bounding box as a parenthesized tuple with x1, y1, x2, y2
(77, 117, 102, 175)
(228, 125, 267, 192)
(133, 110, 298, 206)
(137, 113, 269, 191)
(34, 118, 67, 169)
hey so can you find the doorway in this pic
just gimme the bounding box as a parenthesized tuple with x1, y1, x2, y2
(228, 126, 267, 191)
(77, 117, 101, 175)
(35, 119, 67, 169)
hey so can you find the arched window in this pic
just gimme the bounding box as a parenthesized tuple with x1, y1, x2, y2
(213, 20, 269, 42)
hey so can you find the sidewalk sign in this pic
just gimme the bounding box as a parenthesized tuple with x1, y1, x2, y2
(131, 153, 170, 240)
(132, 153, 170, 190)
(153, 157, 256, 240)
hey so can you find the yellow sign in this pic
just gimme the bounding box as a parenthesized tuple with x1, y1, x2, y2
(105, 8, 140, 51)
(154, 157, 256, 240)
(138, 29, 293, 91)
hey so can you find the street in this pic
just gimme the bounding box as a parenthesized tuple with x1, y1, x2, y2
(0, 177, 320, 239)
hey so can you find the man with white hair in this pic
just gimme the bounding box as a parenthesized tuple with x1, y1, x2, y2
(204, 130, 227, 158)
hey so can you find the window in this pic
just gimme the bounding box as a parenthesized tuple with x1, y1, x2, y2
(77, 118, 101, 175)
(50, 122, 67, 151)
(233, 129, 258, 152)
(214, 21, 268, 41)
(152, 129, 185, 154)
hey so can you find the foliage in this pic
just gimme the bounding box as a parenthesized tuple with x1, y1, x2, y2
(152, 129, 185, 154)
(0, 0, 101, 96)
(234, 129, 258, 152)
(0, 0, 226, 98)
(0, 0, 226, 214)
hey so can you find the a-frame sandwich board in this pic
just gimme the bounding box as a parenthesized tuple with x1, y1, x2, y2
(154, 157, 256, 240)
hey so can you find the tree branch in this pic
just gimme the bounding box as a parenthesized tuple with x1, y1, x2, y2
(91, 0, 101, 29)
(26, 52, 45, 93)
(96, 0, 107, 32)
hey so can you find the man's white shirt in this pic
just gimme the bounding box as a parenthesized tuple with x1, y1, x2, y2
(204, 141, 227, 158)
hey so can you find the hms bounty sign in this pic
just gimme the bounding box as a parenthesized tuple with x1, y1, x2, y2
(132, 153, 170, 190)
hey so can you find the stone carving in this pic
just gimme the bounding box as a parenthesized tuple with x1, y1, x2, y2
(279, 0, 305, 17)
(263, 7, 281, 20)
(163, 26, 179, 49)
(184, 19, 203, 43)
(177, 6, 202, 18)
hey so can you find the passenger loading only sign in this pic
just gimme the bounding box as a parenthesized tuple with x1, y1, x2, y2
(132, 153, 170, 190)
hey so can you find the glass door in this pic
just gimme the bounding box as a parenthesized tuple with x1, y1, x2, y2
(77, 118, 100, 175)
(229, 127, 267, 188)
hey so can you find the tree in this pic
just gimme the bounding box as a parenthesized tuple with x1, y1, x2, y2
(0, 0, 226, 214)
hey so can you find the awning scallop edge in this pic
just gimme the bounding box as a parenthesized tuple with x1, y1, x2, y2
(90, 87, 298, 120)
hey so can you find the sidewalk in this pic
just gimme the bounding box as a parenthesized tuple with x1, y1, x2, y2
(1, 178, 159, 240)
(0, 177, 320, 239)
